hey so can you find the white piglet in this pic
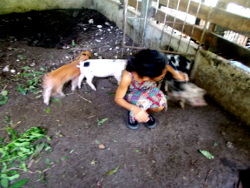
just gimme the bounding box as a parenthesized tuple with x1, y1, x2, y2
(77, 59, 127, 90)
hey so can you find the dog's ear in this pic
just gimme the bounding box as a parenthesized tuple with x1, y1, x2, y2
(81, 50, 91, 58)
(85, 50, 91, 58)
(80, 51, 86, 56)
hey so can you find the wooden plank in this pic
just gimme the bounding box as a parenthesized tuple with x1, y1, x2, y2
(128, 0, 249, 36)
(157, 0, 250, 36)
(205, 32, 250, 66)
(127, 0, 250, 65)
(155, 9, 205, 43)
(209, 6, 250, 36)
(154, 9, 250, 65)
(217, 0, 250, 8)
(128, 0, 142, 11)
(156, 0, 250, 9)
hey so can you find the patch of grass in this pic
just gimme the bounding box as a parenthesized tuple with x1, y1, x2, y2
(105, 164, 120, 176)
(45, 107, 51, 114)
(0, 90, 9, 106)
(0, 64, 46, 104)
(71, 40, 77, 47)
(17, 54, 27, 61)
(97, 118, 109, 127)
(0, 127, 51, 188)
(15, 66, 45, 96)
(3, 116, 10, 124)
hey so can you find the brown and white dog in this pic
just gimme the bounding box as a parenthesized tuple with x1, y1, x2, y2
(42, 50, 91, 105)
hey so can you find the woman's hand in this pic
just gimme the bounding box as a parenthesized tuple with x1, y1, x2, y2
(173, 72, 189, 81)
(166, 65, 189, 82)
(131, 105, 149, 122)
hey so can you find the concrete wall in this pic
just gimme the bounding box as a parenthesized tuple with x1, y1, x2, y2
(192, 50, 250, 125)
(0, 0, 249, 125)
(0, 0, 86, 15)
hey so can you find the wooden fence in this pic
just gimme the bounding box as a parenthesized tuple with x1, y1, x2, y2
(126, 0, 250, 66)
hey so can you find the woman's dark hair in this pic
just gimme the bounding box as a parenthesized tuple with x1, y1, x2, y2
(126, 49, 167, 78)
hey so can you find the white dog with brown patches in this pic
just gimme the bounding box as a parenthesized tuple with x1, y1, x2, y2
(77, 59, 127, 91)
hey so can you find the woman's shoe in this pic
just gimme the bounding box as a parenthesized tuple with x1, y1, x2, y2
(145, 114, 156, 128)
(127, 111, 139, 130)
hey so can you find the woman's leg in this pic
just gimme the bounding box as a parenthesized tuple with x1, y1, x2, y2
(147, 106, 165, 113)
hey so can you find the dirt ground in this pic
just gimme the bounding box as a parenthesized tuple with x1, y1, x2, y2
(0, 8, 250, 188)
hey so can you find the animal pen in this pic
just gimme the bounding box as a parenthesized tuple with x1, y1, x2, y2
(119, 0, 250, 125)
(0, 0, 250, 188)
(122, 0, 250, 61)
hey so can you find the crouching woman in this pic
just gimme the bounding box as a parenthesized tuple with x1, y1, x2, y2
(114, 49, 187, 130)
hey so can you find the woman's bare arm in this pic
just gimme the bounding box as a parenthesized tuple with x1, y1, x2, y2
(166, 65, 189, 81)
(115, 70, 149, 122)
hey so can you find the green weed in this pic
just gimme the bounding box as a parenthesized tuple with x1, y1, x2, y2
(0, 90, 9, 106)
(97, 118, 109, 127)
(0, 127, 51, 188)
(15, 66, 45, 96)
